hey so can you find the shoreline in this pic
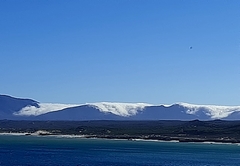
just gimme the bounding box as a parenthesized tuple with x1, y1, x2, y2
(0, 132, 239, 145)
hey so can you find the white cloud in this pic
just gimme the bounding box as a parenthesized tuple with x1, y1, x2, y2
(177, 102, 240, 119)
(87, 102, 152, 116)
(14, 103, 79, 116)
(14, 102, 151, 117)
(14, 101, 240, 119)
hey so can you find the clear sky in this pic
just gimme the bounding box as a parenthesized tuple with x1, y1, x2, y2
(0, 0, 240, 105)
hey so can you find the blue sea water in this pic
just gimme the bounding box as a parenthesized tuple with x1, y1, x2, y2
(0, 135, 240, 166)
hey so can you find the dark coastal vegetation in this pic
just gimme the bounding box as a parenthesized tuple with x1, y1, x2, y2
(1, 120, 240, 143)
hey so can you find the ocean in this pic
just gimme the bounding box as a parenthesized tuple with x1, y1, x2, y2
(0, 135, 240, 166)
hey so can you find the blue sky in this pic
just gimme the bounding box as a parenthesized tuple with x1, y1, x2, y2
(1, 0, 240, 105)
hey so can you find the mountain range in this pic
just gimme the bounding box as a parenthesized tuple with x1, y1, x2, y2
(1, 95, 240, 120)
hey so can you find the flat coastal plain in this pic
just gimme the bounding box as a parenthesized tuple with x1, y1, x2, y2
(1, 120, 240, 143)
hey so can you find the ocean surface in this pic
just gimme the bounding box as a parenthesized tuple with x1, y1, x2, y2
(0, 135, 240, 166)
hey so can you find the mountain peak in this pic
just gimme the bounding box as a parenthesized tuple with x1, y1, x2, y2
(1, 95, 240, 120)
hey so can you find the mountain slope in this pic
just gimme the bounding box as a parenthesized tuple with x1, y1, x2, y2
(35, 105, 125, 121)
(1, 95, 240, 120)
(0, 95, 39, 119)
(128, 105, 199, 120)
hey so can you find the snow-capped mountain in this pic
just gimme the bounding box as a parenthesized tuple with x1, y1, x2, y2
(1, 95, 240, 120)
